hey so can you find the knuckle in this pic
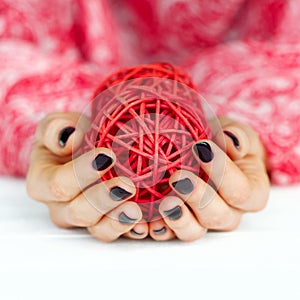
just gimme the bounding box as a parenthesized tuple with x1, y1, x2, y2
(226, 221, 240, 231)
(228, 182, 252, 207)
(88, 227, 115, 243)
(200, 210, 233, 229)
(229, 193, 247, 207)
(95, 234, 114, 243)
(251, 195, 269, 212)
(50, 216, 67, 229)
(201, 216, 222, 229)
(49, 170, 72, 201)
(67, 203, 93, 227)
(221, 213, 242, 231)
(48, 210, 72, 229)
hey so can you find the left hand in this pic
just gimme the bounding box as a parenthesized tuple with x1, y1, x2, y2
(139, 116, 270, 242)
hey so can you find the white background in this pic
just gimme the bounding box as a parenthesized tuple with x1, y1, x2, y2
(0, 177, 300, 300)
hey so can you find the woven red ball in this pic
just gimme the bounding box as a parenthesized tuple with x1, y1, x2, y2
(82, 62, 211, 221)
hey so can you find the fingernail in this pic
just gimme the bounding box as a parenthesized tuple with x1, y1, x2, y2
(58, 127, 75, 147)
(164, 205, 182, 220)
(193, 141, 214, 163)
(92, 153, 113, 171)
(153, 227, 167, 235)
(224, 130, 240, 149)
(171, 178, 193, 194)
(130, 229, 144, 236)
(119, 212, 137, 224)
(110, 186, 132, 201)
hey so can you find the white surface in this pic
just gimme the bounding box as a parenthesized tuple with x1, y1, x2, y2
(0, 176, 300, 300)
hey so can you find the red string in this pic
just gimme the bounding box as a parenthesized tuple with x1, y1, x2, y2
(82, 62, 211, 221)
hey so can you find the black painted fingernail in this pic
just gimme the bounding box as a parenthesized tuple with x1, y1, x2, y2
(224, 130, 240, 149)
(164, 205, 182, 220)
(172, 178, 193, 194)
(153, 227, 167, 235)
(130, 229, 144, 236)
(58, 127, 75, 147)
(119, 212, 137, 224)
(92, 153, 113, 171)
(110, 186, 132, 201)
(193, 141, 214, 163)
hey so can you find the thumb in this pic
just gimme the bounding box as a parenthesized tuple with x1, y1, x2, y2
(36, 112, 91, 157)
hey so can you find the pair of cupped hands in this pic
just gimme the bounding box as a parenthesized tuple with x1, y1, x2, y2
(26, 112, 270, 242)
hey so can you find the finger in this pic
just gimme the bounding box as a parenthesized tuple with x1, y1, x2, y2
(88, 201, 143, 242)
(213, 117, 270, 211)
(211, 116, 266, 161)
(170, 170, 242, 230)
(123, 219, 149, 239)
(28, 147, 116, 202)
(149, 219, 176, 241)
(159, 196, 207, 242)
(36, 112, 91, 157)
(47, 176, 136, 227)
(192, 139, 268, 211)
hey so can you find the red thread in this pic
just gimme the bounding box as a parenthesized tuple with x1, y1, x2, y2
(83, 62, 211, 221)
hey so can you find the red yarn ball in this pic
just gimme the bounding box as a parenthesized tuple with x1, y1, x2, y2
(83, 62, 211, 221)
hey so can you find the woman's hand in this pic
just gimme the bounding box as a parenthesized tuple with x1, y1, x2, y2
(148, 116, 270, 242)
(26, 112, 149, 242)
(27, 113, 270, 243)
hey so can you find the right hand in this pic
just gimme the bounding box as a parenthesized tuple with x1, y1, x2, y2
(26, 112, 149, 242)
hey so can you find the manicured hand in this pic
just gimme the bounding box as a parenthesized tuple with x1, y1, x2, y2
(148, 116, 270, 242)
(26, 112, 149, 242)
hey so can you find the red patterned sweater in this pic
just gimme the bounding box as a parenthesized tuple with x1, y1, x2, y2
(1, 0, 299, 185)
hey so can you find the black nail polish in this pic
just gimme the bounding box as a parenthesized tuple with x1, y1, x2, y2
(172, 178, 193, 194)
(119, 212, 137, 225)
(193, 141, 214, 163)
(92, 153, 113, 171)
(224, 130, 240, 149)
(130, 229, 144, 236)
(153, 227, 167, 235)
(110, 186, 132, 201)
(58, 127, 75, 147)
(164, 205, 182, 221)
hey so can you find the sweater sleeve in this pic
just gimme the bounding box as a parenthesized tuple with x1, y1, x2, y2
(178, 0, 300, 185)
(0, 39, 100, 177)
(0, 0, 120, 177)
(182, 40, 300, 185)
